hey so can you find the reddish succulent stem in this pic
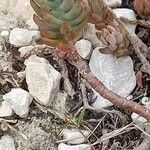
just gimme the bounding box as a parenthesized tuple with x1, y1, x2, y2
(57, 44, 150, 121)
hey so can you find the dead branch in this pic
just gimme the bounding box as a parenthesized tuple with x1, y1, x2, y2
(120, 17, 150, 29)
(127, 34, 150, 75)
(134, 46, 150, 75)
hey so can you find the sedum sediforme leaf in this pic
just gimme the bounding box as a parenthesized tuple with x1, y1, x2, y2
(30, 0, 90, 46)
(88, 0, 131, 57)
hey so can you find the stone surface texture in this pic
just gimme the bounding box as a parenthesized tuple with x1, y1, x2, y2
(89, 48, 136, 108)
(62, 129, 90, 144)
(113, 8, 137, 34)
(25, 55, 61, 106)
(58, 143, 91, 150)
(9, 28, 40, 47)
(75, 39, 93, 60)
(0, 101, 13, 117)
(3, 88, 33, 117)
(0, 135, 16, 150)
(104, 0, 122, 7)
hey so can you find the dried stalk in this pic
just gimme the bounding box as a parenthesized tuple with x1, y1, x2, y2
(120, 17, 150, 29)
(127, 34, 150, 75)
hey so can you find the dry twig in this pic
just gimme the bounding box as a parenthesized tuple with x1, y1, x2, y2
(120, 17, 150, 29)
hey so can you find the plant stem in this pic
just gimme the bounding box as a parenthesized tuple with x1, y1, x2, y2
(57, 44, 150, 121)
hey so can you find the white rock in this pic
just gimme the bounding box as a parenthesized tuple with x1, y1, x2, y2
(9, 28, 32, 47)
(3, 88, 33, 118)
(104, 0, 122, 7)
(0, 135, 16, 150)
(1, 30, 9, 39)
(53, 91, 68, 113)
(9, 28, 41, 47)
(0, 101, 13, 117)
(113, 8, 137, 34)
(25, 55, 61, 106)
(58, 143, 91, 150)
(141, 97, 150, 106)
(126, 95, 133, 100)
(131, 112, 148, 124)
(62, 129, 90, 144)
(89, 48, 136, 108)
(83, 23, 105, 48)
(18, 46, 34, 58)
(75, 39, 93, 60)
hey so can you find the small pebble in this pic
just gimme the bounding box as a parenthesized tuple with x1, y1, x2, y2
(1, 30, 9, 39)
(141, 97, 150, 106)
(126, 95, 133, 100)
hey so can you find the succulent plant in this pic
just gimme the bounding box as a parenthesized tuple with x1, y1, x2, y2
(88, 0, 131, 57)
(30, 0, 90, 46)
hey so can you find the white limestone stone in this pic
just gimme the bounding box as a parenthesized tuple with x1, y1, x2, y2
(89, 47, 136, 108)
(9, 28, 33, 47)
(126, 95, 133, 100)
(141, 97, 150, 106)
(113, 8, 137, 34)
(131, 112, 148, 124)
(58, 143, 91, 150)
(9, 28, 41, 47)
(75, 39, 93, 60)
(18, 46, 34, 58)
(0, 135, 16, 150)
(0, 30, 9, 39)
(104, 0, 122, 7)
(3, 88, 33, 118)
(25, 55, 61, 106)
(0, 101, 13, 117)
(62, 129, 90, 144)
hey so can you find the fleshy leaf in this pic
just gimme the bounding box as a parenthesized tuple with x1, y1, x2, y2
(30, 0, 89, 46)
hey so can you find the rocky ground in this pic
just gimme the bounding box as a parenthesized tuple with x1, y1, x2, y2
(0, 0, 150, 150)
